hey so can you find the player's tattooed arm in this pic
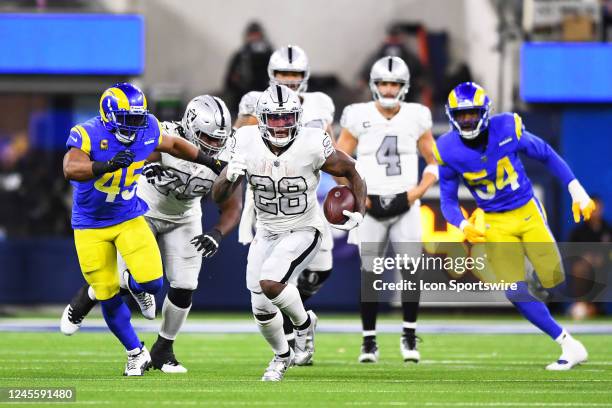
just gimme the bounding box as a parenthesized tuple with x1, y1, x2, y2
(63, 147, 134, 181)
(321, 150, 367, 215)
(409, 130, 438, 204)
(156, 133, 227, 175)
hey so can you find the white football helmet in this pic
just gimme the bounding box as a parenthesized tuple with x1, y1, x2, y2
(369, 56, 410, 108)
(268, 45, 310, 93)
(182, 95, 232, 157)
(255, 85, 302, 148)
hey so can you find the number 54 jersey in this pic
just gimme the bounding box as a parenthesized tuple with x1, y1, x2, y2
(231, 125, 335, 235)
(340, 101, 432, 195)
(66, 115, 162, 229)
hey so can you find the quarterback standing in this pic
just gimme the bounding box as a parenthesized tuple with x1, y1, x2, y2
(337, 56, 438, 364)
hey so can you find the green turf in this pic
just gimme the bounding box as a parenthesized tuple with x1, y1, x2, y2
(0, 330, 611, 407)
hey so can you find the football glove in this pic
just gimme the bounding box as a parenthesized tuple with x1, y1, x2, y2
(461, 209, 486, 243)
(330, 210, 363, 231)
(142, 162, 172, 185)
(568, 180, 596, 223)
(191, 229, 223, 258)
(226, 155, 248, 182)
(92, 150, 135, 176)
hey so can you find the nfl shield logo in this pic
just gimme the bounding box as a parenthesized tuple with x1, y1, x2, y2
(101, 139, 108, 150)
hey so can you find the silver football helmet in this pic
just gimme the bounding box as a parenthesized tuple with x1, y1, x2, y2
(255, 85, 302, 148)
(181, 95, 232, 157)
(268, 45, 310, 93)
(369, 56, 410, 108)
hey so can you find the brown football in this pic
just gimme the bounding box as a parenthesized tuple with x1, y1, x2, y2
(323, 185, 356, 224)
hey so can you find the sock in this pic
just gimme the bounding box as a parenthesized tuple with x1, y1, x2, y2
(506, 281, 563, 340)
(159, 296, 191, 341)
(128, 275, 163, 295)
(127, 274, 145, 294)
(363, 331, 376, 345)
(100, 295, 141, 351)
(360, 299, 378, 333)
(554, 329, 571, 345)
(71, 284, 97, 316)
(254, 312, 289, 356)
(402, 321, 416, 338)
(270, 284, 308, 328)
(281, 311, 294, 336)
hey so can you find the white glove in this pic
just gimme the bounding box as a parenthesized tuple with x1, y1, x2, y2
(226, 155, 247, 183)
(331, 210, 363, 231)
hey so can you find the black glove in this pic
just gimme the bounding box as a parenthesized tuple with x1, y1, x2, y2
(367, 192, 410, 220)
(191, 229, 223, 258)
(142, 162, 171, 184)
(195, 150, 227, 175)
(92, 150, 135, 176)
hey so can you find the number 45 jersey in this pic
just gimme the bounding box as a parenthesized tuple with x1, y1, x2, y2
(137, 121, 229, 222)
(231, 125, 335, 235)
(66, 115, 162, 229)
(340, 101, 432, 195)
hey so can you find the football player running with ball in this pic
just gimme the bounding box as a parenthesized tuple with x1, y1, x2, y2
(213, 85, 366, 381)
(63, 84, 229, 376)
(234, 45, 337, 357)
(436, 82, 594, 370)
(337, 56, 438, 364)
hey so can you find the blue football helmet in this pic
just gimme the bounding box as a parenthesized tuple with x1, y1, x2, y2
(445, 82, 491, 140)
(99, 82, 149, 144)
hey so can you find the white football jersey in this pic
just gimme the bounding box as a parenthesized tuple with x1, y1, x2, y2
(239, 91, 334, 129)
(340, 101, 432, 195)
(231, 125, 334, 234)
(137, 121, 229, 222)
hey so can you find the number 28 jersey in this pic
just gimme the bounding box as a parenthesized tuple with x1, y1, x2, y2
(231, 125, 334, 234)
(66, 115, 163, 229)
(340, 101, 432, 195)
(136, 121, 229, 222)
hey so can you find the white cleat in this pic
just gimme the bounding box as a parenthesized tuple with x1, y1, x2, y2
(546, 334, 588, 371)
(123, 270, 156, 320)
(400, 335, 421, 363)
(294, 310, 317, 366)
(124, 346, 152, 376)
(158, 361, 187, 374)
(60, 305, 81, 336)
(261, 349, 294, 382)
(358, 342, 379, 363)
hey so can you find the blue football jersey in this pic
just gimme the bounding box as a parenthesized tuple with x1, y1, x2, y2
(66, 114, 163, 229)
(436, 113, 533, 212)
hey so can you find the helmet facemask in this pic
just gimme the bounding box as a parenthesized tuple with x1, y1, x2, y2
(258, 111, 301, 147)
(270, 70, 308, 94)
(107, 107, 148, 144)
(370, 79, 408, 109)
(446, 105, 491, 140)
(191, 127, 231, 158)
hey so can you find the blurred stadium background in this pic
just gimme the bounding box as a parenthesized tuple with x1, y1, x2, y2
(1, 0, 612, 319)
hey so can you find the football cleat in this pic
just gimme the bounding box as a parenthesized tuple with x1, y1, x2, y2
(60, 284, 97, 336)
(150, 338, 187, 374)
(294, 310, 317, 366)
(358, 341, 379, 363)
(400, 335, 421, 363)
(261, 348, 294, 382)
(546, 334, 588, 371)
(124, 345, 152, 376)
(123, 270, 156, 320)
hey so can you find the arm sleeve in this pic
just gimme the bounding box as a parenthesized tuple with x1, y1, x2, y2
(517, 130, 575, 186)
(439, 164, 465, 228)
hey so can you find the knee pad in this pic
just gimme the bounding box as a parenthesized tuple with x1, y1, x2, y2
(139, 277, 164, 295)
(505, 281, 534, 303)
(168, 287, 193, 309)
(297, 269, 331, 298)
(251, 291, 277, 317)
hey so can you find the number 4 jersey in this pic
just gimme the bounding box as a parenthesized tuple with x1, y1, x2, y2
(340, 101, 432, 195)
(66, 114, 162, 229)
(231, 125, 335, 235)
(137, 121, 230, 222)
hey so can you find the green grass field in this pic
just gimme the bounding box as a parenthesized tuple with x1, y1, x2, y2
(1, 321, 612, 408)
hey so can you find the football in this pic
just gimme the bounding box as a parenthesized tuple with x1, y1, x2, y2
(323, 185, 356, 224)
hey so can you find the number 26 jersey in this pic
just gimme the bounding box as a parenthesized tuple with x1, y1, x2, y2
(231, 125, 334, 235)
(340, 101, 432, 195)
